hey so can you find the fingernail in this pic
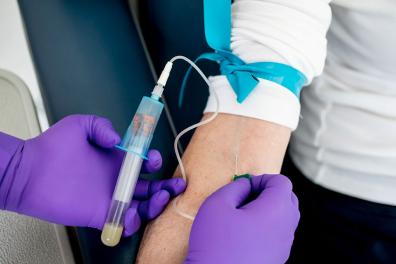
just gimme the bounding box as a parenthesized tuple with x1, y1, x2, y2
(174, 178, 187, 190)
(149, 151, 162, 169)
(113, 134, 121, 145)
(156, 190, 170, 202)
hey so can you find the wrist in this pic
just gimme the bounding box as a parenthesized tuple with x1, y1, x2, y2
(0, 132, 25, 210)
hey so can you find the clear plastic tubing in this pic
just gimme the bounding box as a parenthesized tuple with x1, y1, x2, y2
(101, 94, 164, 247)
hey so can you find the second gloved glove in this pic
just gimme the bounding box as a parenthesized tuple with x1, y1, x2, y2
(185, 174, 300, 264)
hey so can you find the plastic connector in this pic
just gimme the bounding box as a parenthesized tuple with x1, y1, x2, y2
(233, 174, 251, 181)
(151, 85, 164, 100)
(157, 61, 173, 87)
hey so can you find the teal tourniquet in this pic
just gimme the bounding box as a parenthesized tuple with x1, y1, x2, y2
(179, 0, 307, 106)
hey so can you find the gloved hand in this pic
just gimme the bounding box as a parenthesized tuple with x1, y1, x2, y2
(185, 174, 300, 264)
(0, 115, 186, 236)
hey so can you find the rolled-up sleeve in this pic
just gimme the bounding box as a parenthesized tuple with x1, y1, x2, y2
(204, 0, 332, 130)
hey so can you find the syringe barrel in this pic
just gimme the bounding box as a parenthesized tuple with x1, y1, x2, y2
(101, 96, 164, 247)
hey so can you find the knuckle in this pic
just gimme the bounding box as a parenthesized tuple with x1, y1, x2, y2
(274, 174, 293, 191)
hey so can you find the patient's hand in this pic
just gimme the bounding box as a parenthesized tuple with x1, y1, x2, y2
(136, 113, 291, 263)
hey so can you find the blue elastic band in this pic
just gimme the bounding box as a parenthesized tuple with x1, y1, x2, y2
(115, 145, 149, 160)
(178, 0, 307, 107)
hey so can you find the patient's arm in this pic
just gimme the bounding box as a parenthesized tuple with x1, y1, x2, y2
(137, 0, 331, 261)
(136, 113, 291, 263)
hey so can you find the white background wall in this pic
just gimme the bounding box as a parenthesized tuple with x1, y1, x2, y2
(0, 0, 48, 130)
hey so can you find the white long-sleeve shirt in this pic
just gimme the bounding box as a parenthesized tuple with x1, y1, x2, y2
(205, 0, 331, 130)
(204, 0, 396, 205)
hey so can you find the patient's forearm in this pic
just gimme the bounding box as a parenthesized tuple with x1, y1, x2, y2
(136, 113, 291, 264)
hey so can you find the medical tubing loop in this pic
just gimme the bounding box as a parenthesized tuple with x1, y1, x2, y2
(162, 55, 220, 221)
(169, 56, 219, 183)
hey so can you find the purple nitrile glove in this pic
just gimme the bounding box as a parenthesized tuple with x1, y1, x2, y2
(185, 174, 300, 264)
(0, 114, 186, 236)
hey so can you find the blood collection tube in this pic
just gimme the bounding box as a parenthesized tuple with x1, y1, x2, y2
(101, 95, 164, 247)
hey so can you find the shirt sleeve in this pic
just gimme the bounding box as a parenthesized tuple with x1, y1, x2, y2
(204, 0, 332, 130)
